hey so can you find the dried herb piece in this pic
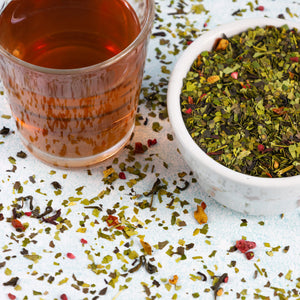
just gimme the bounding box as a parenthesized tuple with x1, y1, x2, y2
(144, 260, 158, 274)
(211, 273, 228, 300)
(51, 181, 62, 190)
(84, 205, 103, 211)
(3, 277, 19, 286)
(176, 180, 190, 191)
(99, 287, 107, 295)
(128, 255, 157, 274)
(42, 209, 61, 225)
(144, 178, 165, 208)
(16, 151, 27, 158)
(37, 206, 53, 218)
(197, 272, 207, 281)
(0, 126, 10, 135)
(181, 25, 300, 177)
(128, 255, 145, 273)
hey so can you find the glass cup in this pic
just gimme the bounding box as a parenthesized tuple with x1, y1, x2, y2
(0, 0, 155, 168)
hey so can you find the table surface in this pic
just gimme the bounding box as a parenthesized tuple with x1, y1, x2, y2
(0, 1, 300, 299)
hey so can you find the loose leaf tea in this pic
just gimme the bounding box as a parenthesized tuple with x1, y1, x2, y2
(181, 25, 300, 177)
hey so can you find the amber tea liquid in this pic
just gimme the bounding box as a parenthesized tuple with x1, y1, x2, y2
(0, 0, 146, 167)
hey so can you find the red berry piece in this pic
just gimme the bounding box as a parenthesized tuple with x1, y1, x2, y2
(245, 251, 255, 260)
(66, 252, 76, 259)
(8, 294, 16, 300)
(147, 138, 157, 147)
(236, 240, 256, 253)
(60, 294, 68, 300)
(119, 172, 126, 179)
(257, 144, 265, 152)
(256, 5, 264, 11)
(134, 142, 145, 154)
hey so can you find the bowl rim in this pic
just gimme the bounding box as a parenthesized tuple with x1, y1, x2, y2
(167, 17, 300, 187)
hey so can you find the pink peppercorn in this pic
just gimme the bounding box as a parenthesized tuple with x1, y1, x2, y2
(8, 294, 16, 300)
(24, 212, 32, 216)
(119, 172, 126, 179)
(80, 238, 88, 244)
(256, 5, 264, 11)
(223, 276, 229, 283)
(185, 108, 192, 114)
(67, 252, 76, 259)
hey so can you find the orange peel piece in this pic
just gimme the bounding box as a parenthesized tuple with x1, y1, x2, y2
(194, 205, 208, 224)
(169, 275, 178, 285)
(215, 38, 229, 51)
(140, 239, 152, 255)
(207, 75, 220, 84)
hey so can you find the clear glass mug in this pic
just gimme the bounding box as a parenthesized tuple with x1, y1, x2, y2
(0, 0, 155, 168)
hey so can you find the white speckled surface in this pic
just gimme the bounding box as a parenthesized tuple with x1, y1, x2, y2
(0, 1, 300, 300)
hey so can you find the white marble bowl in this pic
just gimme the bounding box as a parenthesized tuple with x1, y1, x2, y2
(167, 18, 300, 215)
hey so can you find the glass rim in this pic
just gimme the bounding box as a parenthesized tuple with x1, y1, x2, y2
(0, 0, 155, 75)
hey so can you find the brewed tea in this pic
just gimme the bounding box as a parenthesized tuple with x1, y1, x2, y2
(0, 0, 145, 167)
(0, 0, 140, 68)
